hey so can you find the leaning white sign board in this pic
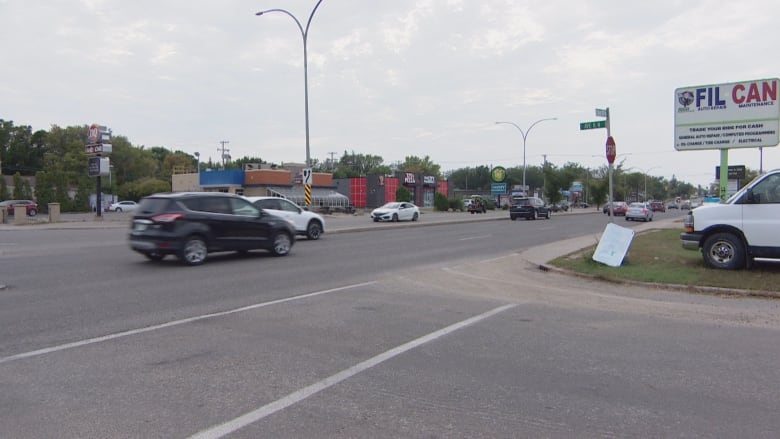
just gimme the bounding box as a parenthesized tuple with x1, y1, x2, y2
(593, 223, 635, 267)
(674, 78, 780, 151)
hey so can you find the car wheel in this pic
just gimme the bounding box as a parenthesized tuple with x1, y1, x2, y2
(510, 215, 516, 221)
(702, 232, 745, 270)
(546, 211, 551, 219)
(116, 208, 122, 212)
(412, 212, 419, 222)
(179, 236, 208, 266)
(626, 217, 630, 221)
(532, 210, 538, 220)
(306, 220, 323, 240)
(28, 208, 38, 217)
(144, 252, 165, 261)
(373, 217, 379, 222)
(392, 213, 399, 222)
(270, 232, 292, 256)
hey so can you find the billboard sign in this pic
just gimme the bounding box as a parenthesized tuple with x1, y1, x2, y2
(674, 78, 780, 151)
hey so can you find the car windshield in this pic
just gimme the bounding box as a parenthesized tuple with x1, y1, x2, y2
(381, 202, 401, 209)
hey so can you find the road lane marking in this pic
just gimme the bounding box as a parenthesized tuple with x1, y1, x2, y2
(0, 281, 377, 365)
(458, 235, 492, 241)
(189, 303, 517, 439)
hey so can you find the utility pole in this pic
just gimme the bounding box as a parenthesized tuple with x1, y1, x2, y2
(328, 151, 337, 170)
(217, 140, 230, 168)
(542, 154, 548, 201)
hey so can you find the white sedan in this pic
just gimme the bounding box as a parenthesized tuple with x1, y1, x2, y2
(244, 196, 325, 240)
(370, 202, 420, 222)
(109, 200, 138, 212)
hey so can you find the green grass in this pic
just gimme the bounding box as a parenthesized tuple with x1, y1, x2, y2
(550, 229, 780, 293)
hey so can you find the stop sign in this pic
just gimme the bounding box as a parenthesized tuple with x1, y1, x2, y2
(606, 136, 616, 164)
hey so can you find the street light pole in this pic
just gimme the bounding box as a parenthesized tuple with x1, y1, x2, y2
(256, 0, 324, 168)
(495, 118, 556, 194)
(642, 166, 660, 202)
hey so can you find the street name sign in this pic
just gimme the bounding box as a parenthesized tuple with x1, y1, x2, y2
(580, 120, 606, 130)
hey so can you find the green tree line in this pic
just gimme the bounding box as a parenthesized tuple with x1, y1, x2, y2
(2, 118, 712, 212)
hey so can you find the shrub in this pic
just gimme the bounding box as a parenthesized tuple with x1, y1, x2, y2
(434, 192, 449, 211)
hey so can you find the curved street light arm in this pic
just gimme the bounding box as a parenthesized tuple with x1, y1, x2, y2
(256, 0, 325, 169)
(495, 118, 557, 191)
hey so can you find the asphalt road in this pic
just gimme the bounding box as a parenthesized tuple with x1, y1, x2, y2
(2, 209, 779, 438)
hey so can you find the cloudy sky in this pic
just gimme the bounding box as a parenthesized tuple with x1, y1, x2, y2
(2, 0, 779, 187)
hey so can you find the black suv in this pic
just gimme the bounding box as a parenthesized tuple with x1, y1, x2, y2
(509, 196, 551, 220)
(128, 192, 296, 265)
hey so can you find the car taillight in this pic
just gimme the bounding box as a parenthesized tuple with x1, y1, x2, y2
(151, 213, 185, 223)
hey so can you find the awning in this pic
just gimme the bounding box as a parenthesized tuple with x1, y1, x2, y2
(266, 186, 351, 208)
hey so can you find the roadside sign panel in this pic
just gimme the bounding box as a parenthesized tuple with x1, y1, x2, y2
(580, 120, 606, 130)
(491, 183, 507, 194)
(595, 108, 608, 117)
(674, 78, 780, 150)
(593, 223, 635, 267)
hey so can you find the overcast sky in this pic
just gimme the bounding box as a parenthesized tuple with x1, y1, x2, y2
(2, 0, 779, 187)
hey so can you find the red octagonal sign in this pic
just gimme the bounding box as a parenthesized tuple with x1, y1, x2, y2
(606, 136, 616, 164)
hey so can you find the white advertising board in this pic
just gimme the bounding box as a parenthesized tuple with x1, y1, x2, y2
(674, 78, 780, 151)
(592, 223, 635, 267)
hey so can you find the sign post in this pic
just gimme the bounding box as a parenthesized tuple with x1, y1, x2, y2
(85, 124, 112, 217)
(581, 107, 613, 219)
(606, 135, 616, 222)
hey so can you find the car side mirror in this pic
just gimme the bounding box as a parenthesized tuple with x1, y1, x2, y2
(745, 188, 756, 204)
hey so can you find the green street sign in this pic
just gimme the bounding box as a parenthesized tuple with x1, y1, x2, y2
(579, 120, 607, 130)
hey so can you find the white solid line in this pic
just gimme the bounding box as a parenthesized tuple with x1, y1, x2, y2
(458, 235, 492, 241)
(0, 281, 377, 366)
(189, 303, 517, 439)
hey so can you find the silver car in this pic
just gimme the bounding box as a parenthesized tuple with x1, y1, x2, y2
(626, 202, 654, 222)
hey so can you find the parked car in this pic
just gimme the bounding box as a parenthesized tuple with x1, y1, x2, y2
(244, 196, 325, 240)
(626, 202, 654, 222)
(0, 199, 38, 216)
(603, 201, 628, 216)
(649, 201, 666, 212)
(667, 202, 679, 209)
(128, 192, 296, 266)
(108, 200, 138, 212)
(370, 202, 420, 222)
(509, 196, 551, 220)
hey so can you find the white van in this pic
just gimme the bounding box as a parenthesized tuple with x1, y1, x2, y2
(680, 169, 780, 269)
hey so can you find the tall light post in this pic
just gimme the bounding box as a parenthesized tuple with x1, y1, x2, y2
(256, 0, 324, 168)
(495, 118, 556, 194)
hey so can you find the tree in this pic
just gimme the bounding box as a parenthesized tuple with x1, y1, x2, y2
(396, 185, 412, 202)
(401, 155, 441, 178)
(333, 151, 390, 178)
(0, 175, 9, 200)
(33, 171, 54, 213)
